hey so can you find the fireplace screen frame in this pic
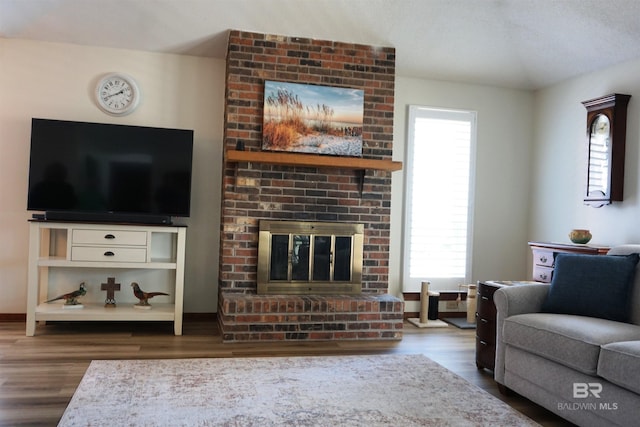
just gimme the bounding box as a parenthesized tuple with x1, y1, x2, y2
(257, 220, 364, 295)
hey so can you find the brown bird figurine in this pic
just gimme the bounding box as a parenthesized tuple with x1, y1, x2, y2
(131, 282, 169, 306)
(46, 283, 87, 305)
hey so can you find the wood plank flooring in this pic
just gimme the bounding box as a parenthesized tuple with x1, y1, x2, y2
(0, 320, 574, 427)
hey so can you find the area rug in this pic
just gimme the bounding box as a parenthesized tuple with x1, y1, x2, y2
(59, 354, 538, 427)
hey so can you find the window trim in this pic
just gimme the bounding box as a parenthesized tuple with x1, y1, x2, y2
(402, 105, 478, 292)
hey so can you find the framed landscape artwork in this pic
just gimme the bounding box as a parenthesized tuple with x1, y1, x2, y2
(262, 81, 364, 157)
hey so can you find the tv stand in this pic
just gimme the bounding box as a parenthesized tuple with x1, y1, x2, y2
(26, 221, 186, 336)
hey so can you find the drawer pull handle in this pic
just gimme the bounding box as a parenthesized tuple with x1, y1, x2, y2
(481, 318, 488, 323)
(480, 340, 488, 346)
(481, 296, 489, 301)
(539, 255, 547, 263)
(104, 234, 116, 239)
(539, 273, 548, 280)
(104, 251, 115, 257)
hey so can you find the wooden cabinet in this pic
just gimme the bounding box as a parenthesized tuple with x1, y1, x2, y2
(582, 94, 631, 207)
(476, 281, 499, 371)
(26, 221, 186, 336)
(528, 241, 610, 283)
(476, 280, 539, 372)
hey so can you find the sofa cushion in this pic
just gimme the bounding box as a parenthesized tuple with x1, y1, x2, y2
(598, 341, 640, 395)
(503, 313, 640, 375)
(541, 253, 639, 322)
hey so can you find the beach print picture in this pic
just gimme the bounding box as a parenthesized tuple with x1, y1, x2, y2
(263, 81, 364, 157)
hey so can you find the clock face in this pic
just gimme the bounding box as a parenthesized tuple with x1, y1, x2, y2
(96, 73, 140, 115)
(591, 113, 610, 136)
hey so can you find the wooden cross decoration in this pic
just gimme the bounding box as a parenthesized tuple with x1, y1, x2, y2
(101, 277, 121, 307)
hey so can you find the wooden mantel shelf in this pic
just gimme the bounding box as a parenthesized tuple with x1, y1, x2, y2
(226, 150, 403, 172)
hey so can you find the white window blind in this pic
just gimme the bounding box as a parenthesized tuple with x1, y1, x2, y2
(403, 106, 476, 292)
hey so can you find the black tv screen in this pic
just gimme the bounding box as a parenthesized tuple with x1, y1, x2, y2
(27, 118, 194, 224)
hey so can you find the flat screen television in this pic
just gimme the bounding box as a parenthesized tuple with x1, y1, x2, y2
(27, 118, 194, 225)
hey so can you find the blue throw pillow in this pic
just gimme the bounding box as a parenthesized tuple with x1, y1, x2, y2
(541, 253, 639, 322)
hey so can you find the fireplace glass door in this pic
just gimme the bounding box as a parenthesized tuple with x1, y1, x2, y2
(270, 234, 353, 283)
(258, 221, 363, 294)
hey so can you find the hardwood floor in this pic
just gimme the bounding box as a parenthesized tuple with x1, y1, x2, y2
(0, 320, 574, 427)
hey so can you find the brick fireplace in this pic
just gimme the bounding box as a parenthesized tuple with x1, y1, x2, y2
(218, 30, 403, 342)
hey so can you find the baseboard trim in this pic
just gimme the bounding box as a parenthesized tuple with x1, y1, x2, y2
(0, 313, 25, 322)
(183, 312, 217, 322)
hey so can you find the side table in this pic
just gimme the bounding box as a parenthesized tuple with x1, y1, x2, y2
(475, 280, 539, 372)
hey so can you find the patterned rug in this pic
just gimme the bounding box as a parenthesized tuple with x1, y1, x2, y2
(59, 354, 538, 426)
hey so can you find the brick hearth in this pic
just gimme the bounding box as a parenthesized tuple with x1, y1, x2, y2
(218, 30, 402, 342)
(219, 293, 403, 342)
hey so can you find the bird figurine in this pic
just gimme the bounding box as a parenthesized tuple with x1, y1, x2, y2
(131, 282, 169, 307)
(45, 282, 87, 305)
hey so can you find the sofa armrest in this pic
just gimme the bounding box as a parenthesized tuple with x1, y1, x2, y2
(493, 284, 549, 384)
(494, 284, 549, 317)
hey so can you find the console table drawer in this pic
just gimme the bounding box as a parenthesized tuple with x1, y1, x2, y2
(532, 265, 554, 283)
(71, 246, 147, 262)
(72, 229, 147, 246)
(532, 249, 554, 267)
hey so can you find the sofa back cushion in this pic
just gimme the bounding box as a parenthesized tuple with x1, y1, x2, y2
(608, 245, 640, 325)
(541, 252, 639, 323)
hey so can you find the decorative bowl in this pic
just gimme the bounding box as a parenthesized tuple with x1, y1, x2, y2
(569, 229, 592, 244)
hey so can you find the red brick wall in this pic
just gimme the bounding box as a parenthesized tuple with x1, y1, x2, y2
(220, 30, 396, 296)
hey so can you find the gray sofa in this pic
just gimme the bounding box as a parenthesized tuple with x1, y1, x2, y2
(494, 245, 640, 427)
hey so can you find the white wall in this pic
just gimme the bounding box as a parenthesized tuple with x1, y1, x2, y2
(389, 77, 535, 296)
(10, 37, 623, 314)
(0, 39, 224, 313)
(530, 58, 640, 254)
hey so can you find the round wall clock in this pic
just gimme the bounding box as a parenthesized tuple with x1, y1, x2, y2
(95, 73, 140, 116)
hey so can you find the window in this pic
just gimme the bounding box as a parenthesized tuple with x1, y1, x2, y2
(403, 106, 477, 291)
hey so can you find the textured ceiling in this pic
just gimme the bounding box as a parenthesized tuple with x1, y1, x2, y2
(2, 0, 640, 90)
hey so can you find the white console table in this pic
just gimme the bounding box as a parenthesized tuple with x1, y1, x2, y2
(26, 221, 186, 336)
